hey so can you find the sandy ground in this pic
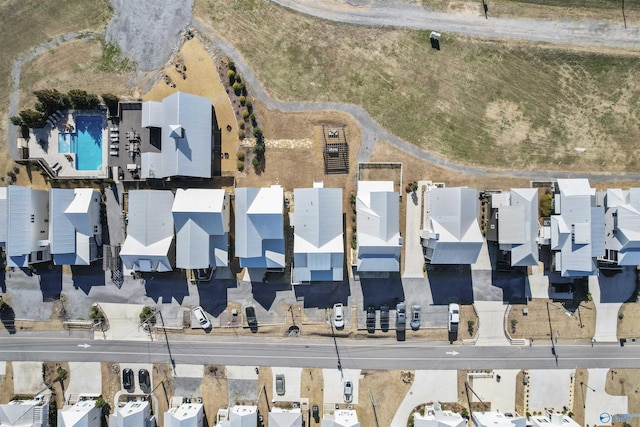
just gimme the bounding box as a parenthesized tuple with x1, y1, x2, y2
(605, 369, 640, 427)
(0, 362, 14, 402)
(508, 300, 596, 341)
(617, 302, 640, 340)
(356, 370, 414, 427)
(201, 366, 229, 426)
(43, 361, 70, 409)
(143, 37, 241, 174)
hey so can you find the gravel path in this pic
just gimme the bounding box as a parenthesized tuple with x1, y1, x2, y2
(270, 0, 640, 49)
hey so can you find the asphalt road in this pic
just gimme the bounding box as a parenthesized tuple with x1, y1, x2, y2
(270, 0, 640, 49)
(0, 336, 638, 370)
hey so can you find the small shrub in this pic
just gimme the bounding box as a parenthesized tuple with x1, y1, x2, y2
(510, 319, 518, 332)
(242, 110, 250, 120)
(351, 236, 357, 250)
(139, 306, 156, 325)
(232, 82, 242, 95)
(253, 127, 263, 139)
(235, 74, 242, 84)
(587, 292, 593, 302)
(236, 160, 245, 171)
(238, 130, 245, 139)
(619, 313, 624, 320)
(227, 69, 236, 79)
(237, 151, 245, 161)
(252, 144, 265, 157)
(245, 100, 252, 110)
(252, 157, 260, 167)
(239, 122, 245, 130)
(227, 60, 235, 71)
(238, 95, 246, 106)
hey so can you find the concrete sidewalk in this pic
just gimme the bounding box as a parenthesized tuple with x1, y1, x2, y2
(403, 184, 425, 279)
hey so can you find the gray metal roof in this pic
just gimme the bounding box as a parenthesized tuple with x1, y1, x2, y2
(141, 92, 212, 179)
(292, 187, 343, 282)
(50, 189, 77, 260)
(235, 187, 285, 269)
(551, 179, 604, 276)
(423, 187, 483, 264)
(356, 181, 400, 272)
(604, 188, 640, 265)
(120, 190, 174, 272)
(269, 411, 302, 427)
(0, 187, 7, 246)
(497, 188, 539, 267)
(172, 189, 228, 270)
(7, 186, 49, 267)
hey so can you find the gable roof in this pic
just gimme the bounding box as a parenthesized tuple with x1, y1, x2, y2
(120, 190, 174, 272)
(422, 187, 483, 264)
(497, 188, 539, 266)
(50, 189, 100, 265)
(356, 181, 401, 272)
(164, 403, 203, 427)
(141, 92, 212, 179)
(58, 400, 100, 427)
(235, 187, 285, 269)
(551, 179, 604, 276)
(292, 187, 343, 282)
(7, 185, 50, 268)
(172, 189, 228, 269)
(604, 188, 640, 265)
(268, 409, 302, 427)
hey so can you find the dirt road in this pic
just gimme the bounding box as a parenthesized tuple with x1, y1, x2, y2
(270, 0, 640, 49)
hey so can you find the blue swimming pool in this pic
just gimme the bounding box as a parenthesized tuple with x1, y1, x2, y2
(58, 133, 77, 153)
(75, 115, 103, 171)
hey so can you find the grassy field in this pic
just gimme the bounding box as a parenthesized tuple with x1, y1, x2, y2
(421, 0, 640, 21)
(0, 0, 112, 148)
(197, 0, 640, 172)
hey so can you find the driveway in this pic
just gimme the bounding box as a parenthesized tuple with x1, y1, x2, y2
(13, 361, 47, 395)
(173, 364, 204, 398)
(527, 369, 573, 412)
(390, 370, 457, 427)
(590, 269, 636, 343)
(272, 367, 302, 402)
(474, 301, 509, 346)
(403, 185, 425, 279)
(97, 303, 150, 341)
(66, 362, 102, 401)
(585, 369, 628, 427)
(471, 370, 518, 412)
(118, 363, 153, 395)
(322, 369, 361, 405)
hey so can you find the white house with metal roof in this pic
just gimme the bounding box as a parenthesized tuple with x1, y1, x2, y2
(140, 92, 212, 179)
(600, 188, 640, 266)
(292, 183, 343, 283)
(164, 403, 204, 427)
(172, 189, 229, 270)
(215, 405, 257, 427)
(421, 187, 483, 264)
(58, 400, 101, 427)
(321, 409, 360, 427)
(120, 190, 175, 273)
(0, 187, 7, 246)
(550, 179, 604, 277)
(235, 186, 285, 271)
(472, 411, 526, 427)
(109, 401, 155, 427)
(6, 185, 51, 268)
(0, 395, 50, 427)
(269, 407, 302, 427)
(49, 188, 102, 265)
(529, 412, 580, 427)
(491, 188, 539, 267)
(412, 405, 466, 427)
(356, 181, 401, 273)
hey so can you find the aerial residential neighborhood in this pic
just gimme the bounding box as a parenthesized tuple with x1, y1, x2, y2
(1, 1, 640, 427)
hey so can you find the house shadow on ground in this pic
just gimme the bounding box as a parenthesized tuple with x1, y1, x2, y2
(487, 243, 529, 304)
(143, 271, 189, 304)
(427, 264, 473, 305)
(197, 279, 237, 317)
(71, 263, 106, 295)
(37, 266, 63, 302)
(293, 280, 351, 309)
(360, 273, 404, 310)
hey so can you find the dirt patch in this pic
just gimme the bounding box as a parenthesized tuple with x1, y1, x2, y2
(571, 368, 588, 426)
(617, 302, 640, 340)
(102, 363, 122, 410)
(605, 369, 640, 427)
(0, 362, 14, 404)
(355, 370, 413, 427)
(507, 299, 596, 341)
(201, 367, 229, 425)
(43, 361, 70, 409)
(152, 364, 174, 421)
(301, 368, 324, 419)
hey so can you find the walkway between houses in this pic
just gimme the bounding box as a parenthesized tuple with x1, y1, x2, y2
(403, 183, 425, 279)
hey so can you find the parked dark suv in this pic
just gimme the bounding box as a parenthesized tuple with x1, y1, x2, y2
(246, 306, 258, 333)
(366, 306, 376, 333)
(138, 369, 150, 393)
(122, 368, 134, 391)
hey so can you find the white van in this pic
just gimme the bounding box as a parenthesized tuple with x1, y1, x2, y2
(333, 303, 345, 329)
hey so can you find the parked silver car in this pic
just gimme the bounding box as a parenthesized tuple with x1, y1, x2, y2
(410, 305, 421, 331)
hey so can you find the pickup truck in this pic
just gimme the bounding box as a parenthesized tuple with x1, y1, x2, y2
(396, 302, 406, 332)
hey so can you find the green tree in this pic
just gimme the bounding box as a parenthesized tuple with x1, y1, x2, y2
(139, 306, 156, 325)
(101, 93, 119, 116)
(68, 89, 100, 110)
(18, 109, 45, 128)
(10, 116, 24, 126)
(539, 192, 553, 217)
(253, 127, 263, 140)
(33, 89, 67, 114)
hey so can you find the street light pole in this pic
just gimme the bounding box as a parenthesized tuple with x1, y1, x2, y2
(327, 315, 343, 379)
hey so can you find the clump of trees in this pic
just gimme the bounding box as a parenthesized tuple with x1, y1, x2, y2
(11, 89, 110, 129)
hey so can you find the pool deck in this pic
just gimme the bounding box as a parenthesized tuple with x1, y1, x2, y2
(23, 110, 109, 179)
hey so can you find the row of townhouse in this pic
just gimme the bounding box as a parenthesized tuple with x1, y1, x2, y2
(1, 178, 637, 281)
(421, 178, 640, 278)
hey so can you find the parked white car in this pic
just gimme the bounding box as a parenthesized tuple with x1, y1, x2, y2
(448, 303, 460, 333)
(333, 303, 345, 329)
(192, 306, 212, 329)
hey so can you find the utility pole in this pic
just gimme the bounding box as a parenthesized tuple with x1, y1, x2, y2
(327, 314, 343, 378)
(622, 0, 627, 29)
(369, 389, 380, 427)
(157, 311, 176, 376)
